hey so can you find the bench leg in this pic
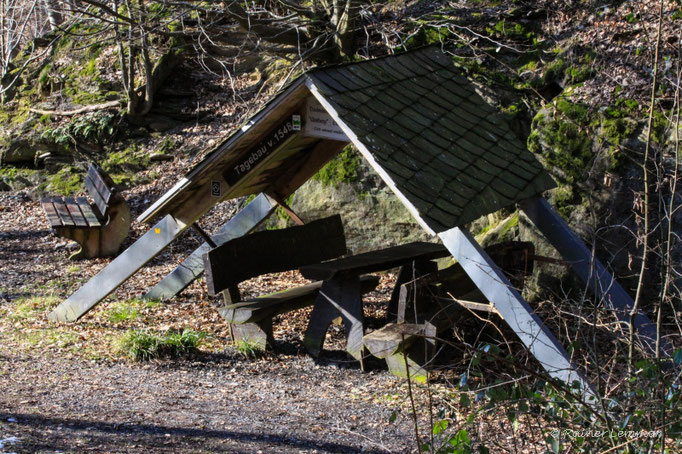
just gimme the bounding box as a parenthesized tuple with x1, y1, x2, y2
(99, 198, 131, 257)
(304, 276, 365, 368)
(55, 227, 101, 260)
(383, 323, 436, 384)
(231, 319, 274, 351)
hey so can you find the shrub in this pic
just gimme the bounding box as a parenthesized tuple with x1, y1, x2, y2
(117, 329, 204, 361)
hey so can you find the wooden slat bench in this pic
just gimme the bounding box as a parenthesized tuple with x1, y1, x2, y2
(299, 241, 451, 366)
(218, 276, 380, 350)
(363, 241, 536, 382)
(41, 164, 131, 259)
(203, 214, 381, 350)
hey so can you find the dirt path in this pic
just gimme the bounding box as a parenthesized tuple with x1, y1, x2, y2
(0, 191, 424, 453)
(0, 350, 416, 453)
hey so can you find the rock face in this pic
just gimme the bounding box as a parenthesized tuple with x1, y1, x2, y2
(272, 157, 431, 253)
(0, 117, 64, 166)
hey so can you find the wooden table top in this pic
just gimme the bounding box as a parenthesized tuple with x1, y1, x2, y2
(299, 241, 450, 281)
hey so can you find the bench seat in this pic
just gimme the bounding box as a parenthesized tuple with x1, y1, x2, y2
(41, 196, 103, 229)
(40, 164, 130, 259)
(218, 275, 380, 350)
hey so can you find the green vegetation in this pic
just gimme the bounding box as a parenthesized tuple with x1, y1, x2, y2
(42, 112, 118, 149)
(45, 166, 83, 195)
(116, 328, 204, 361)
(23, 328, 79, 349)
(107, 301, 141, 323)
(235, 339, 266, 359)
(11, 296, 60, 320)
(400, 344, 682, 453)
(312, 145, 361, 187)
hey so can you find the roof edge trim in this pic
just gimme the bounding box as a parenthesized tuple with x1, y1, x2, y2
(306, 77, 437, 236)
(137, 76, 310, 224)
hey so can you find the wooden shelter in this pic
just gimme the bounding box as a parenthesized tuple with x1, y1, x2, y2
(49, 46, 662, 400)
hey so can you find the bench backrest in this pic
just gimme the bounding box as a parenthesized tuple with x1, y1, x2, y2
(203, 215, 347, 296)
(84, 163, 117, 219)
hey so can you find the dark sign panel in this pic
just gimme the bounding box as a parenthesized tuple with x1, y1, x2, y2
(211, 181, 221, 197)
(224, 116, 299, 186)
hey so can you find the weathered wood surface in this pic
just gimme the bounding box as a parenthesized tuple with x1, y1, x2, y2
(219, 275, 380, 324)
(519, 196, 664, 355)
(299, 241, 449, 281)
(54, 198, 75, 226)
(363, 323, 432, 359)
(439, 226, 596, 400)
(144, 193, 277, 301)
(41, 198, 63, 227)
(303, 276, 365, 367)
(386, 260, 438, 322)
(64, 197, 88, 227)
(48, 215, 186, 321)
(84, 164, 114, 218)
(203, 214, 347, 296)
(40, 164, 130, 260)
(76, 197, 101, 227)
(220, 275, 379, 350)
(364, 322, 436, 383)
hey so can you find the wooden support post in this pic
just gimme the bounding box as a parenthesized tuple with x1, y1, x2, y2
(386, 260, 438, 322)
(519, 196, 664, 355)
(268, 192, 305, 226)
(304, 276, 365, 369)
(144, 194, 277, 301)
(48, 215, 187, 322)
(438, 226, 596, 401)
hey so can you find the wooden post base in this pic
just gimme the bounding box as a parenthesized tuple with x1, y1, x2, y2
(304, 276, 365, 368)
(231, 320, 274, 351)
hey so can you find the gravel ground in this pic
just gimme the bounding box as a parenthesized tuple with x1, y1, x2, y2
(0, 190, 425, 453)
(0, 351, 417, 453)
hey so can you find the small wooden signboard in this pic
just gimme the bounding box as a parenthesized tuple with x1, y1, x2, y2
(303, 97, 348, 141)
(224, 115, 300, 186)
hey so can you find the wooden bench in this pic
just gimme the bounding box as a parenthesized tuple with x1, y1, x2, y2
(363, 241, 536, 382)
(299, 241, 451, 366)
(203, 214, 380, 350)
(41, 164, 130, 260)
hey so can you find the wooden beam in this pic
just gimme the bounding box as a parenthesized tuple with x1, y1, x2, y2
(48, 215, 187, 321)
(203, 215, 347, 295)
(144, 194, 277, 301)
(438, 226, 596, 401)
(268, 192, 305, 225)
(270, 139, 347, 199)
(519, 196, 664, 355)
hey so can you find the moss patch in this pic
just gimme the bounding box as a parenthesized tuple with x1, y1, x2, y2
(46, 166, 83, 195)
(312, 145, 361, 187)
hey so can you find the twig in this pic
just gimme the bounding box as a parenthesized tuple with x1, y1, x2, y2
(29, 100, 120, 116)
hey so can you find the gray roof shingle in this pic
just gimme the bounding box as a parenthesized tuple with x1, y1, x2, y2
(308, 46, 555, 232)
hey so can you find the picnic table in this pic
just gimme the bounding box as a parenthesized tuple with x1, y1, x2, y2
(300, 241, 450, 367)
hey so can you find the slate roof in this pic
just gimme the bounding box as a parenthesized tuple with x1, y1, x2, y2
(305, 46, 556, 233)
(139, 46, 555, 235)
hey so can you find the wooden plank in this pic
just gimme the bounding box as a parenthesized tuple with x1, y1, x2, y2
(52, 197, 75, 227)
(203, 214, 347, 295)
(303, 275, 365, 366)
(41, 198, 62, 227)
(85, 165, 113, 216)
(438, 226, 596, 400)
(48, 215, 187, 322)
(64, 197, 88, 227)
(144, 193, 277, 301)
(363, 323, 431, 359)
(270, 140, 347, 199)
(300, 242, 449, 281)
(519, 196, 666, 355)
(76, 197, 101, 227)
(219, 275, 379, 324)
